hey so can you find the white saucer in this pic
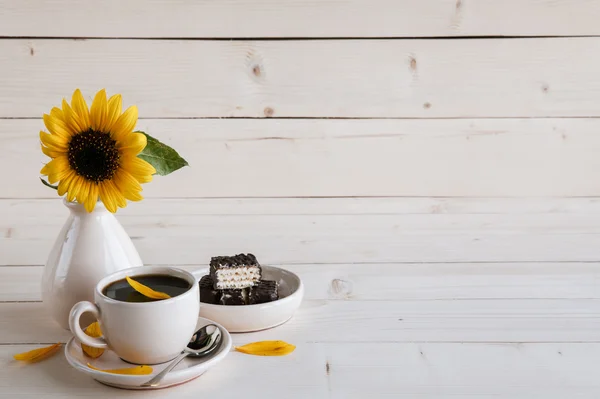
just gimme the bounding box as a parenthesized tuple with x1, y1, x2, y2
(64, 317, 231, 390)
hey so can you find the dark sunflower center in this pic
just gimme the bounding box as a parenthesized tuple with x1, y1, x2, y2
(68, 129, 120, 183)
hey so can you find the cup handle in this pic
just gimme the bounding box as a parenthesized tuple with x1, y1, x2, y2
(68, 301, 108, 349)
(191, 268, 209, 282)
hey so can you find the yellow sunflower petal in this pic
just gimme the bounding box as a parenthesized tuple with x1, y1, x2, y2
(124, 190, 143, 202)
(108, 187, 125, 210)
(90, 89, 108, 132)
(48, 170, 72, 185)
(50, 106, 65, 119)
(71, 89, 91, 131)
(57, 170, 76, 196)
(122, 155, 156, 176)
(14, 343, 62, 362)
(235, 341, 296, 356)
(41, 144, 65, 158)
(49, 106, 65, 121)
(114, 169, 142, 196)
(46, 107, 74, 137)
(110, 106, 138, 142)
(105, 94, 122, 132)
(77, 180, 90, 208)
(112, 173, 143, 202)
(85, 183, 99, 212)
(120, 159, 154, 184)
(44, 109, 72, 140)
(98, 182, 117, 213)
(82, 322, 104, 358)
(67, 175, 83, 202)
(40, 131, 68, 150)
(87, 363, 152, 375)
(46, 157, 69, 174)
(117, 132, 147, 155)
(62, 99, 85, 134)
(40, 156, 69, 176)
(105, 180, 127, 208)
(128, 171, 153, 184)
(43, 113, 71, 140)
(126, 276, 171, 299)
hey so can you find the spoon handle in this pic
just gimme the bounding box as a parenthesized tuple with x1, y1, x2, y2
(140, 351, 188, 387)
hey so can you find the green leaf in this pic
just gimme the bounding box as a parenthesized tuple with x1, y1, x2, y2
(136, 131, 189, 176)
(40, 177, 58, 190)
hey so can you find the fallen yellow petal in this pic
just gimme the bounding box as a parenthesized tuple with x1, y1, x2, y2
(235, 340, 296, 356)
(14, 343, 62, 362)
(126, 276, 171, 300)
(82, 322, 104, 358)
(87, 363, 153, 375)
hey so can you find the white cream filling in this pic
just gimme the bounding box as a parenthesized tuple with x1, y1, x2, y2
(215, 267, 261, 289)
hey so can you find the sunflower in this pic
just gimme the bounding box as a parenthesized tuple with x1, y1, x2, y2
(40, 89, 156, 213)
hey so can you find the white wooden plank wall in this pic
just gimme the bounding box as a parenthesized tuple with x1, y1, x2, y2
(2, 0, 600, 37)
(5, 118, 600, 197)
(1, 1, 600, 397)
(3, 38, 600, 118)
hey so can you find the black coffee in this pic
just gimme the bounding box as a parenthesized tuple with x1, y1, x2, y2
(103, 274, 191, 303)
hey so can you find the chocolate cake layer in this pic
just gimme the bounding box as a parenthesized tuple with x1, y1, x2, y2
(219, 288, 248, 306)
(249, 280, 279, 304)
(199, 275, 221, 304)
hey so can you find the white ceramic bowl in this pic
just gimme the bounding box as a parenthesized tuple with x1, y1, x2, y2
(195, 266, 304, 333)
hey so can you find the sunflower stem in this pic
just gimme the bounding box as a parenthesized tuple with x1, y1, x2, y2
(40, 177, 58, 190)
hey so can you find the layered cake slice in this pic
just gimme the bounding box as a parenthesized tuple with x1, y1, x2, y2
(210, 253, 262, 290)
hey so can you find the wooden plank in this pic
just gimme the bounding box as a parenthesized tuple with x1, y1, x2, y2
(7, 118, 600, 198)
(2, 343, 600, 398)
(2, 0, 600, 38)
(327, 343, 600, 397)
(5, 197, 600, 216)
(3, 262, 600, 302)
(0, 267, 41, 302)
(2, 38, 600, 118)
(3, 300, 600, 344)
(3, 198, 600, 265)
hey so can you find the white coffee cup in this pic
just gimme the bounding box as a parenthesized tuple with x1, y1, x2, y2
(69, 266, 200, 365)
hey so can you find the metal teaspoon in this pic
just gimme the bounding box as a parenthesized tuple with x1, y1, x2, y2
(140, 324, 222, 387)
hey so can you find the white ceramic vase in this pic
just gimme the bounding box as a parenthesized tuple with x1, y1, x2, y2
(42, 199, 143, 329)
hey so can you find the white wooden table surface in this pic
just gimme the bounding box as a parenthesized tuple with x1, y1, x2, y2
(3, 1, 600, 397)
(1, 198, 599, 398)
